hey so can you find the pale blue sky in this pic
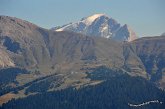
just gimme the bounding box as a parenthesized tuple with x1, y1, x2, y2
(0, 0, 165, 37)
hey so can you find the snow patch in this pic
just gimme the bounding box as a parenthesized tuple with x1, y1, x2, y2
(56, 28, 63, 32)
(56, 23, 73, 32)
(82, 14, 105, 25)
(102, 26, 108, 31)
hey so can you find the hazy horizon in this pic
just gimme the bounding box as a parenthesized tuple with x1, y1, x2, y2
(0, 0, 165, 37)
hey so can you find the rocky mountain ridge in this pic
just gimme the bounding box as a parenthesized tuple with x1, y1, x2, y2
(52, 14, 138, 42)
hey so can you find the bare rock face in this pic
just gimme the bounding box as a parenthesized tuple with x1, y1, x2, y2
(0, 48, 15, 68)
(129, 36, 165, 87)
(113, 24, 137, 42)
(52, 14, 138, 42)
(161, 32, 165, 36)
(0, 16, 51, 69)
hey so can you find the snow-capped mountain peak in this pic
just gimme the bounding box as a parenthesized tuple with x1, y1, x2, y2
(81, 14, 107, 25)
(52, 14, 138, 41)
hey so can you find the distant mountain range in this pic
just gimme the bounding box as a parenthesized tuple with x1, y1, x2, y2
(0, 15, 165, 108)
(51, 14, 137, 42)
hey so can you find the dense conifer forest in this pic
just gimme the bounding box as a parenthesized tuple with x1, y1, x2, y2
(1, 73, 165, 109)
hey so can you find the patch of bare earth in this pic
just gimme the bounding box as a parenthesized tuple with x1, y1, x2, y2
(0, 93, 15, 105)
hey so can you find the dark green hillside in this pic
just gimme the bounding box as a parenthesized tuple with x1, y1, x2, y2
(0, 68, 28, 95)
(2, 74, 165, 109)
